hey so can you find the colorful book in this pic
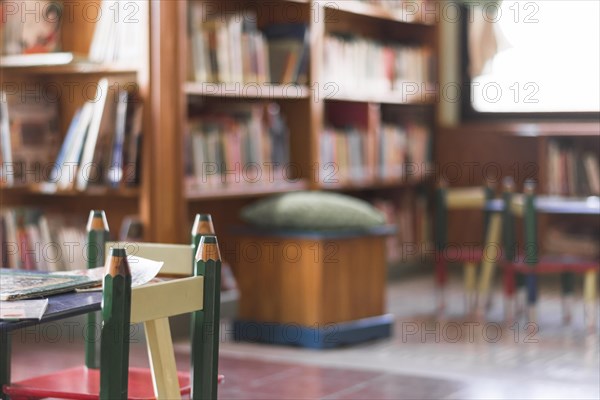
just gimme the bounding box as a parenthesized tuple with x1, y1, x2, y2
(0, 269, 100, 301)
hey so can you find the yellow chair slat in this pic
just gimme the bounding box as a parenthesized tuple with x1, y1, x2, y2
(106, 242, 194, 276)
(130, 276, 204, 324)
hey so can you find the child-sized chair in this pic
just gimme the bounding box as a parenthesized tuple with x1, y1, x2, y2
(434, 181, 502, 316)
(502, 180, 599, 329)
(3, 212, 222, 399)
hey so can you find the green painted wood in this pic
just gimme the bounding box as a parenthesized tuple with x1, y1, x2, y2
(86, 210, 109, 369)
(524, 188, 538, 266)
(99, 249, 131, 400)
(502, 184, 525, 291)
(191, 236, 221, 400)
(561, 271, 576, 295)
(0, 330, 10, 400)
(482, 184, 495, 239)
(435, 187, 447, 252)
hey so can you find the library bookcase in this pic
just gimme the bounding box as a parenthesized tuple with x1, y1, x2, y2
(149, 0, 439, 264)
(1, 0, 439, 266)
(437, 122, 600, 248)
(0, 1, 152, 242)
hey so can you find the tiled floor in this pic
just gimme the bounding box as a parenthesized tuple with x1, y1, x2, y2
(8, 273, 600, 399)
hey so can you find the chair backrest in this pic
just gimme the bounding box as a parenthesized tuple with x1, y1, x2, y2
(501, 179, 538, 265)
(87, 212, 220, 400)
(435, 183, 495, 250)
(106, 241, 194, 276)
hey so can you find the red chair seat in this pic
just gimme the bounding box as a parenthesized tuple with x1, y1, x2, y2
(503, 255, 599, 274)
(3, 366, 224, 400)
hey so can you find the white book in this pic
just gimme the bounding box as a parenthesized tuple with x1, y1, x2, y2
(57, 102, 94, 191)
(0, 298, 49, 320)
(76, 78, 109, 191)
(0, 52, 76, 67)
(0, 91, 13, 186)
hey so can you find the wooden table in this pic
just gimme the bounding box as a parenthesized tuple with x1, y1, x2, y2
(0, 291, 102, 400)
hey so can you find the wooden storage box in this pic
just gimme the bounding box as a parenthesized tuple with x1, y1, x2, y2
(232, 226, 395, 348)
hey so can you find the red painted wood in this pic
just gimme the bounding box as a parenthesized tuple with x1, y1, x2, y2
(504, 256, 598, 275)
(4, 366, 224, 400)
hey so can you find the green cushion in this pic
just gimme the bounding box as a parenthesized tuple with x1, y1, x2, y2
(240, 191, 386, 231)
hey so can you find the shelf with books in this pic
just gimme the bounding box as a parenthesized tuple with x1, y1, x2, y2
(151, 0, 438, 252)
(185, 179, 308, 201)
(1, 0, 151, 242)
(184, 82, 310, 99)
(540, 136, 599, 197)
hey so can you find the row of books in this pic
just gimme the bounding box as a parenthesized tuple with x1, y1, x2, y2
(185, 103, 290, 189)
(188, 6, 309, 85)
(0, 208, 145, 271)
(89, 0, 147, 64)
(319, 121, 431, 184)
(543, 223, 599, 259)
(0, 91, 60, 187)
(0, 82, 143, 191)
(0, 208, 86, 271)
(374, 192, 431, 263)
(546, 139, 600, 197)
(323, 35, 435, 96)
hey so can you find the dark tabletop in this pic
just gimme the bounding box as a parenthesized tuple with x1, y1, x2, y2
(0, 291, 102, 333)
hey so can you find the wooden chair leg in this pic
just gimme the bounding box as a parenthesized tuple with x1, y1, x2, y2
(561, 271, 575, 325)
(583, 270, 598, 332)
(525, 273, 537, 323)
(463, 262, 477, 315)
(515, 273, 527, 320)
(435, 259, 447, 316)
(503, 266, 516, 323)
(145, 318, 181, 399)
(561, 295, 574, 326)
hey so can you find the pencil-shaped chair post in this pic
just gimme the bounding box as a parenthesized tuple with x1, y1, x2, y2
(100, 247, 132, 400)
(583, 270, 598, 332)
(434, 183, 448, 314)
(476, 181, 497, 313)
(191, 214, 215, 264)
(501, 178, 517, 322)
(85, 210, 109, 369)
(191, 235, 221, 400)
(523, 180, 538, 322)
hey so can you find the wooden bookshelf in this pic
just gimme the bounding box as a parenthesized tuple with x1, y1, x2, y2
(144, 0, 439, 256)
(0, 1, 152, 244)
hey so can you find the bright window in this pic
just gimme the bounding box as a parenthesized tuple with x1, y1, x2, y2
(469, 1, 600, 113)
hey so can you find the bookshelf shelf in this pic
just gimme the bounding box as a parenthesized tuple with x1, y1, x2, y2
(325, 1, 436, 26)
(0, 185, 140, 199)
(326, 90, 436, 105)
(319, 175, 432, 192)
(184, 82, 310, 100)
(0, 63, 138, 76)
(444, 122, 600, 137)
(185, 180, 308, 201)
